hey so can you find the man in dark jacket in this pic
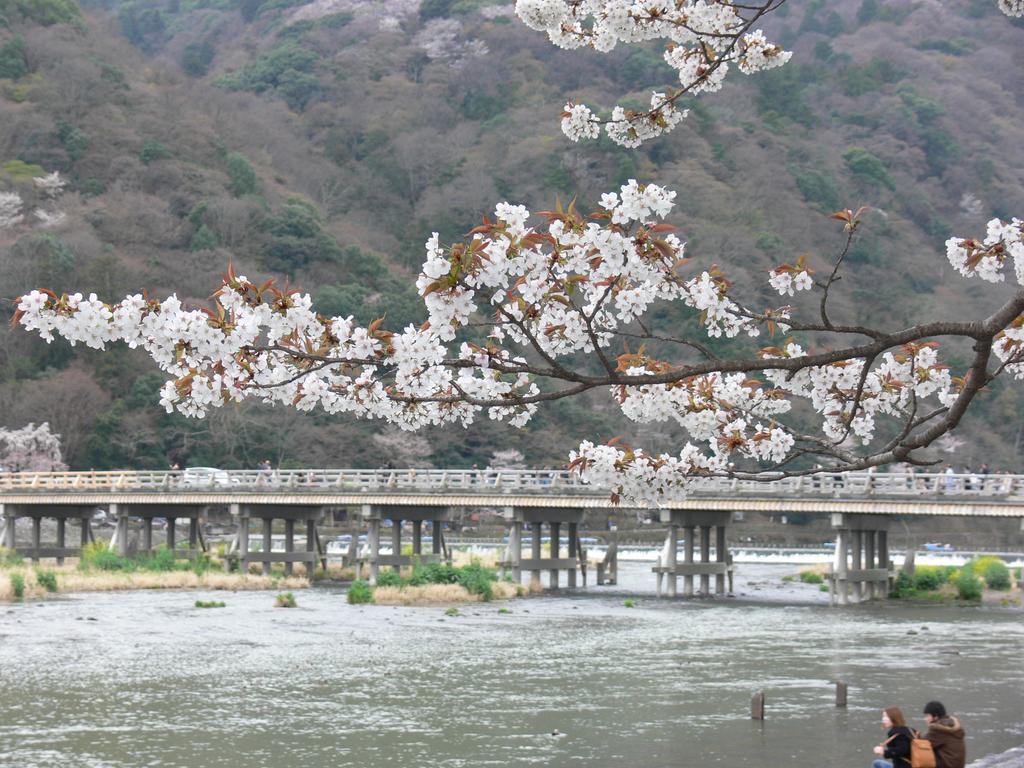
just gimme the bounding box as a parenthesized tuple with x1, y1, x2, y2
(923, 701, 966, 768)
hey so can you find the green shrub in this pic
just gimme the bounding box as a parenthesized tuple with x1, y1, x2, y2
(347, 579, 373, 604)
(181, 40, 215, 78)
(497, 607, 511, 614)
(954, 571, 983, 601)
(35, 569, 57, 592)
(275, 591, 297, 608)
(454, 562, 497, 601)
(799, 570, 824, 584)
(2, 158, 45, 180)
(10, 572, 25, 599)
(0, 34, 28, 79)
(781, 574, 795, 583)
(189, 224, 219, 252)
(139, 138, 172, 165)
(789, 165, 841, 211)
(889, 571, 916, 599)
(819, 584, 830, 593)
(376, 570, 402, 587)
(623, 598, 635, 608)
(913, 569, 944, 592)
(0, 547, 23, 567)
(195, 599, 225, 608)
(444, 606, 459, 616)
(80, 542, 135, 572)
(843, 147, 895, 190)
(982, 560, 1011, 591)
(225, 152, 257, 196)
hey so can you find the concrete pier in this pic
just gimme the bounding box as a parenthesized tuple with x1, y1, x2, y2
(502, 506, 585, 590)
(654, 510, 733, 597)
(830, 514, 891, 604)
(109, 504, 207, 560)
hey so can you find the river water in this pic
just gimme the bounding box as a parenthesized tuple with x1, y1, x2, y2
(1, 563, 1021, 768)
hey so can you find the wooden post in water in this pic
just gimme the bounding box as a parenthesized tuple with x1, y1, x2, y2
(2, 506, 14, 550)
(306, 518, 317, 577)
(751, 691, 766, 720)
(367, 517, 380, 584)
(835, 530, 848, 605)
(114, 505, 127, 556)
(835, 680, 848, 707)
(699, 525, 711, 595)
(530, 522, 542, 592)
(851, 530, 863, 603)
(188, 516, 199, 560)
(238, 510, 250, 573)
(261, 518, 271, 575)
(391, 518, 401, 573)
(567, 522, 578, 588)
(510, 520, 522, 584)
(31, 515, 41, 563)
(55, 517, 66, 566)
(864, 531, 876, 600)
(715, 525, 727, 595)
(877, 530, 890, 597)
(284, 518, 295, 576)
(412, 520, 422, 556)
(666, 524, 678, 598)
(549, 522, 560, 589)
(683, 525, 695, 596)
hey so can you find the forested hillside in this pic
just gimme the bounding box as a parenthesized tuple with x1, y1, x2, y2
(1, 0, 1023, 470)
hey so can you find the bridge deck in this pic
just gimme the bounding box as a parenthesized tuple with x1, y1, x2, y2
(1, 470, 1023, 516)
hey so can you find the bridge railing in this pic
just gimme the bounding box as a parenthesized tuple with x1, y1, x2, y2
(0, 469, 1021, 499)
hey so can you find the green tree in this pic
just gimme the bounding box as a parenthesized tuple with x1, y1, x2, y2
(842, 147, 895, 190)
(225, 151, 257, 196)
(139, 138, 172, 165)
(0, 34, 28, 79)
(181, 40, 215, 77)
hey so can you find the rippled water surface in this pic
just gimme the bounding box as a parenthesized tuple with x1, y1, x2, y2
(1, 563, 1021, 768)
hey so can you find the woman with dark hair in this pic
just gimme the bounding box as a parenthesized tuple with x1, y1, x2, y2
(872, 706, 913, 768)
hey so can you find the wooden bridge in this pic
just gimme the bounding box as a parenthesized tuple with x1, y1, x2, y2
(2, 469, 1022, 603)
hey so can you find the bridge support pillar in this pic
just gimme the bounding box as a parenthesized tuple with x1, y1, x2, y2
(238, 510, 250, 573)
(830, 514, 891, 605)
(502, 507, 585, 591)
(654, 511, 733, 598)
(359, 505, 451, 586)
(1, 505, 14, 550)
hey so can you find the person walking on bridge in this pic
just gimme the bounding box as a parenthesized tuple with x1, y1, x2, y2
(872, 706, 913, 768)
(923, 701, 966, 768)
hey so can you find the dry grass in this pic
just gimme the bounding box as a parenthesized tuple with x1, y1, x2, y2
(452, 549, 501, 568)
(371, 579, 520, 606)
(317, 564, 356, 581)
(0, 565, 308, 602)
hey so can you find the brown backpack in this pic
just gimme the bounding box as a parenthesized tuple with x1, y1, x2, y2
(910, 733, 937, 768)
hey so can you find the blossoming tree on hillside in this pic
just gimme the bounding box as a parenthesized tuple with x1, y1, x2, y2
(10, 0, 1024, 504)
(0, 423, 68, 472)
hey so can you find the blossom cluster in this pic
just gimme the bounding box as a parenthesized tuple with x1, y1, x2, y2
(768, 257, 814, 297)
(998, 0, 1023, 17)
(945, 218, 1024, 284)
(514, 0, 791, 145)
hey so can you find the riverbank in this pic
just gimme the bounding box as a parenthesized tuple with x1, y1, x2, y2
(0, 563, 308, 602)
